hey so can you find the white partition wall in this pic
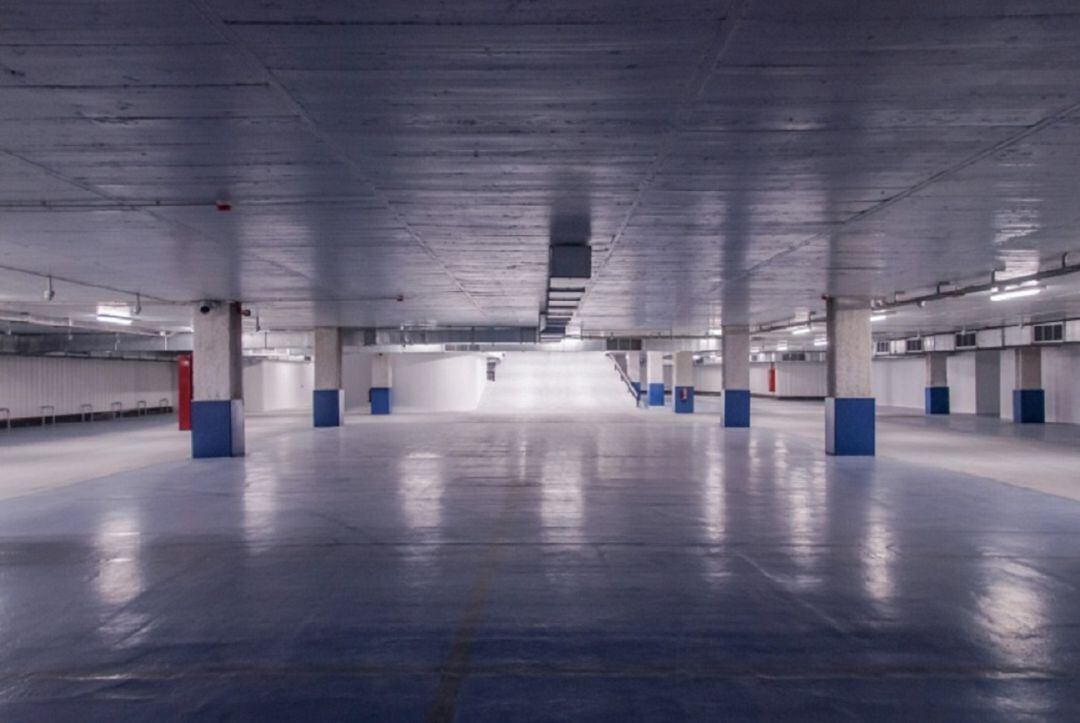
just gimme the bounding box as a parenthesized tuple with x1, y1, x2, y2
(872, 357, 924, 409)
(945, 353, 977, 414)
(1044, 346, 1080, 424)
(243, 360, 314, 413)
(390, 354, 487, 412)
(0, 356, 176, 420)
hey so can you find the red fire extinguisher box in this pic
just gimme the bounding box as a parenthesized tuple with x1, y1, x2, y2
(177, 353, 193, 431)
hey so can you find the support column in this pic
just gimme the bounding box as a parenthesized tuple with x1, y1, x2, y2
(626, 350, 643, 402)
(646, 351, 665, 406)
(722, 325, 751, 427)
(313, 327, 344, 427)
(924, 352, 950, 415)
(191, 302, 244, 458)
(1013, 347, 1044, 423)
(672, 351, 694, 413)
(825, 298, 875, 456)
(371, 353, 392, 415)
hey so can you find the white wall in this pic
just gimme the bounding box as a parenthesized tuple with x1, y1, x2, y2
(0, 355, 176, 419)
(776, 361, 827, 397)
(694, 363, 724, 393)
(243, 359, 313, 413)
(1044, 346, 1080, 424)
(391, 353, 487, 412)
(873, 357, 923, 409)
(749, 362, 827, 398)
(750, 364, 771, 395)
(342, 352, 374, 411)
(1000, 349, 1016, 420)
(946, 353, 977, 414)
(342, 352, 487, 412)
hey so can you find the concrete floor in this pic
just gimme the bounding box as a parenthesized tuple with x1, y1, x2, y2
(1, 405, 1079, 719)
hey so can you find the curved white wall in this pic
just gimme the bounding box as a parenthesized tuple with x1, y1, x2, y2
(391, 353, 488, 412)
(243, 360, 313, 413)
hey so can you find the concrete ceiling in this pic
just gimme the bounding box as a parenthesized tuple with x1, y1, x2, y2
(3, 0, 1080, 337)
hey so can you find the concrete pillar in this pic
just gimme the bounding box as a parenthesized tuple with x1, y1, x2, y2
(646, 351, 665, 406)
(626, 350, 643, 401)
(721, 325, 751, 427)
(191, 301, 244, 458)
(924, 352, 950, 415)
(1013, 347, 1044, 423)
(672, 351, 694, 413)
(371, 353, 393, 415)
(825, 298, 874, 456)
(313, 327, 344, 427)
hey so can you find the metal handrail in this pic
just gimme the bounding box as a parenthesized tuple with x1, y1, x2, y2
(158, 398, 170, 411)
(79, 404, 93, 422)
(110, 401, 122, 420)
(605, 352, 641, 403)
(0, 407, 9, 430)
(40, 405, 56, 426)
(136, 400, 148, 416)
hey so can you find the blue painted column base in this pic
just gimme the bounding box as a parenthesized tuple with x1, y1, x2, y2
(191, 399, 245, 458)
(724, 389, 751, 428)
(371, 387, 392, 415)
(1013, 389, 1045, 423)
(313, 389, 344, 427)
(925, 386, 950, 415)
(647, 383, 665, 406)
(826, 397, 875, 456)
(674, 386, 694, 413)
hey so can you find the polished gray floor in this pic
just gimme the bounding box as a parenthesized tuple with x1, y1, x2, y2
(1, 410, 1079, 720)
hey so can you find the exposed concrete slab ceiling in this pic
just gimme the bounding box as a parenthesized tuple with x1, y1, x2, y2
(2, 1, 1080, 337)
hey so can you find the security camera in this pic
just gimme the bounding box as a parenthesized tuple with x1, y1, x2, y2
(198, 301, 218, 315)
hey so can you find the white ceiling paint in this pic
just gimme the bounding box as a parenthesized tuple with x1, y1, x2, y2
(2, 1, 1080, 337)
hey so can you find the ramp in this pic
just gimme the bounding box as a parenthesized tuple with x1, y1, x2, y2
(478, 352, 636, 413)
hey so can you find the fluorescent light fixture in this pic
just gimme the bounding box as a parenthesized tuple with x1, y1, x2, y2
(791, 325, 812, 335)
(750, 346, 761, 354)
(707, 328, 723, 336)
(813, 337, 828, 347)
(775, 342, 789, 351)
(96, 304, 133, 326)
(96, 314, 133, 326)
(870, 313, 889, 322)
(990, 284, 1043, 302)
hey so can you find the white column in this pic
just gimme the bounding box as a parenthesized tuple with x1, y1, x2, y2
(645, 351, 665, 406)
(825, 297, 874, 455)
(313, 327, 344, 427)
(672, 351, 694, 413)
(371, 353, 393, 414)
(924, 352, 949, 415)
(1013, 346, 1044, 423)
(191, 301, 244, 457)
(721, 325, 751, 427)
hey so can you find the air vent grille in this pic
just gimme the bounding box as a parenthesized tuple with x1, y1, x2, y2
(1033, 322, 1064, 343)
(955, 331, 976, 349)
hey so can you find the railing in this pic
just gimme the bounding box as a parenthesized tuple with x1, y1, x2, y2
(40, 405, 56, 426)
(109, 401, 123, 420)
(136, 400, 148, 416)
(79, 404, 93, 422)
(0, 407, 9, 430)
(606, 352, 641, 405)
(158, 398, 171, 412)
